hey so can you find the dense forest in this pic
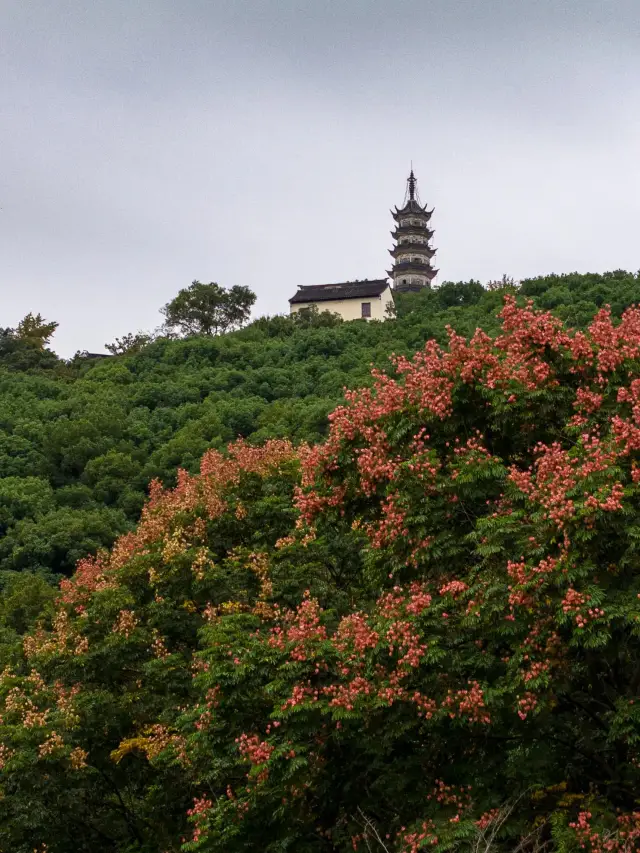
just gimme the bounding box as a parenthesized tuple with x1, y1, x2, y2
(3, 269, 640, 852)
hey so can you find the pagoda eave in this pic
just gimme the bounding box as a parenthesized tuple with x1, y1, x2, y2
(392, 235, 435, 245)
(388, 247, 436, 259)
(390, 261, 437, 272)
(393, 201, 431, 214)
(388, 265, 437, 277)
(392, 224, 434, 231)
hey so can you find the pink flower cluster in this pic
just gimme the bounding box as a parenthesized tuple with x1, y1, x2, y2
(113, 609, 138, 639)
(442, 681, 491, 725)
(517, 691, 538, 720)
(426, 778, 471, 812)
(475, 808, 501, 830)
(333, 614, 380, 663)
(506, 556, 558, 608)
(385, 619, 426, 670)
(569, 810, 640, 853)
(236, 733, 274, 766)
(269, 593, 327, 661)
(562, 588, 605, 629)
(195, 686, 220, 731)
(439, 580, 468, 599)
(187, 796, 213, 843)
(395, 820, 438, 852)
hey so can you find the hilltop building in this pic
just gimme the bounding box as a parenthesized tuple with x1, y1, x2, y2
(289, 279, 394, 321)
(288, 169, 437, 320)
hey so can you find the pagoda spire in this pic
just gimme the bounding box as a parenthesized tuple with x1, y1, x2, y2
(408, 167, 416, 201)
(388, 168, 438, 293)
(402, 165, 421, 208)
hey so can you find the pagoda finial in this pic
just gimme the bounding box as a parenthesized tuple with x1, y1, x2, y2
(401, 166, 421, 207)
(408, 165, 416, 201)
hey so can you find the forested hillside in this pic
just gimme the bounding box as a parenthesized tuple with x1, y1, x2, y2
(2, 270, 638, 579)
(3, 273, 640, 851)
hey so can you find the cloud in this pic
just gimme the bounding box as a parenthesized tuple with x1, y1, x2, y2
(1, 0, 639, 356)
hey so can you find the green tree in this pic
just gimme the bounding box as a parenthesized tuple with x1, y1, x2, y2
(0, 326, 60, 371)
(0, 476, 55, 534)
(291, 304, 344, 328)
(161, 281, 257, 337)
(105, 331, 154, 355)
(0, 505, 129, 574)
(15, 312, 59, 349)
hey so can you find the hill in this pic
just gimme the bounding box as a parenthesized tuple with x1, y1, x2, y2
(1, 270, 639, 579)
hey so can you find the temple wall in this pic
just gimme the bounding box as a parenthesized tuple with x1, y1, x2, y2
(290, 286, 394, 322)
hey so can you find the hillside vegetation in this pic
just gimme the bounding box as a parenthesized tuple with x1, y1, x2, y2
(1, 270, 638, 579)
(3, 273, 640, 851)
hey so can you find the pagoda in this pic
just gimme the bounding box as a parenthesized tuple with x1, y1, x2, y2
(388, 169, 438, 293)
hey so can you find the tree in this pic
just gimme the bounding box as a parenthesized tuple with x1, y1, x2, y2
(291, 304, 344, 328)
(15, 313, 58, 349)
(104, 325, 179, 356)
(486, 273, 519, 292)
(105, 331, 154, 356)
(0, 323, 60, 371)
(161, 281, 257, 337)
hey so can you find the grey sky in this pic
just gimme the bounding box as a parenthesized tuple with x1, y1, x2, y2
(2, 0, 639, 357)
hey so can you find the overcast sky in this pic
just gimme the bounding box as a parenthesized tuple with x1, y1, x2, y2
(2, 0, 640, 356)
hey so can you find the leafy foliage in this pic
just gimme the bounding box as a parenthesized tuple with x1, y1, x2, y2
(161, 281, 257, 337)
(4, 290, 640, 851)
(15, 313, 59, 350)
(105, 331, 159, 356)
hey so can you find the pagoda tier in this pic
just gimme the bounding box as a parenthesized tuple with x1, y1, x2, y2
(391, 226, 435, 240)
(388, 260, 438, 276)
(391, 206, 434, 223)
(389, 169, 438, 292)
(389, 244, 437, 259)
(392, 198, 433, 214)
(393, 280, 438, 293)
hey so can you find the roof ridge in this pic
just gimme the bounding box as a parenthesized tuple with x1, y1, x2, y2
(289, 279, 390, 304)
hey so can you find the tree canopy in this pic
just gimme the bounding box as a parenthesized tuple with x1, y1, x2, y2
(15, 312, 58, 349)
(161, 281, 257, 337)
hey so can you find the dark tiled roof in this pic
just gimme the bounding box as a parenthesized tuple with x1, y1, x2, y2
(388, 261, 438, 276)
(289, 279, 390, 304)
(392, 202, 434, 218)
(389, 244, 436, 258)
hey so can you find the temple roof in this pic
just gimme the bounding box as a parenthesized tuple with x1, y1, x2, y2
(392, 204, 434, 220)
(392, 225, 435, 238)
(393, 199, 431, 214)
(289, 279, 390, 304)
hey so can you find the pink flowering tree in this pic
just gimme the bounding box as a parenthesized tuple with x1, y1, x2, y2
(0, 440, 314, 851)
(173, 298, 640, 852)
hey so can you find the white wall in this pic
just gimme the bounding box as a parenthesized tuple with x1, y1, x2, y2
(290, 285, 394, 321)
